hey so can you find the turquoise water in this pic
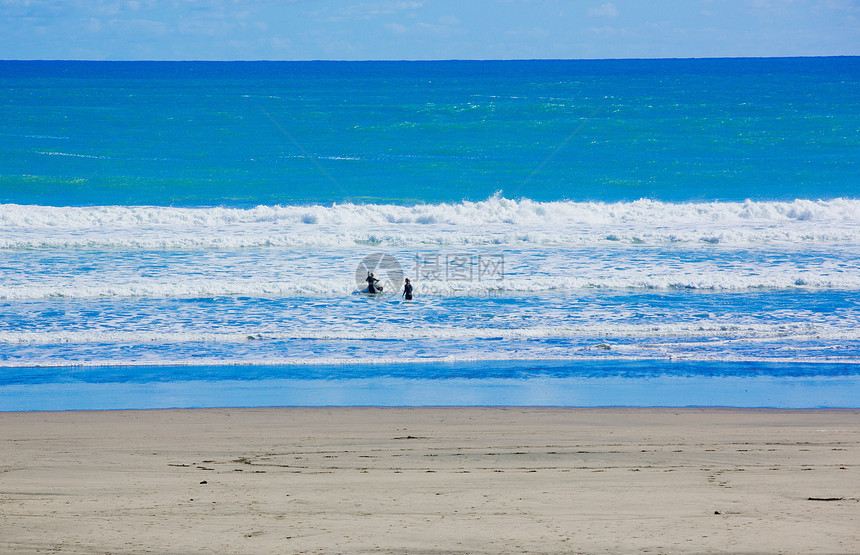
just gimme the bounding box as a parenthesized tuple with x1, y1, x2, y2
(2, 58, 858, 205)
(1, 58, 858, 409)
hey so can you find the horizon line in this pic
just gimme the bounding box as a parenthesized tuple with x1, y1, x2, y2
(1, 55, 857, 64)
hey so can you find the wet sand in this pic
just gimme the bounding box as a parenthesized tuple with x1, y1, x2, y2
(1, 407, 858, 554)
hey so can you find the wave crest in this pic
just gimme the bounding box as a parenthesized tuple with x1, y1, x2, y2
(2, 197, 858, 249)
(2, 197, 859, 228)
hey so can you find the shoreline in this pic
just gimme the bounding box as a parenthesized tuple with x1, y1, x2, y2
(2, 407, 857, 553)
(4, 373, 859, 412)
(4, 359, 860, 412)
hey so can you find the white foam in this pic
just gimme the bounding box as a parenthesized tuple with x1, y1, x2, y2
(37, 151, 110, 159)
(2, 268, 860, 300)
(2, 196, 858, 232)
(2, 321, 857, 345)
(1, 196, 858, 300)
(1, 352, 858, 369)
(1, 224, 859, 249)
(0, 197, 858, 251)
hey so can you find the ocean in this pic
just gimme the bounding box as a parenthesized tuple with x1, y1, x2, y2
(1, 58, 858, 410)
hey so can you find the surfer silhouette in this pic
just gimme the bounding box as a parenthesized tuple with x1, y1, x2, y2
(402, 278, 413, 300)
(366, 272, 380, 294)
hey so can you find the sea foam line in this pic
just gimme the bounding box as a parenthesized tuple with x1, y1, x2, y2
(2, 226, 859, 249)
(1, 353, 859, 369)
(1, 322, 855, 344)
(2, 197, 859, 229)
(37, 151, 109, 159)
(2, 271, 860, 300)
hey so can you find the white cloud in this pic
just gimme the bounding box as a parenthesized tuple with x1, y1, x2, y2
(313, 1, 423, 22)
(416, 21, 457, 35)
(817, 0, 860, 12)
(83, 16, 101, 31)
(384, 22, 408, 34)
(506, 26, 549, 39)
(588, 3, 618, 18)
(588, 25, 620, 36)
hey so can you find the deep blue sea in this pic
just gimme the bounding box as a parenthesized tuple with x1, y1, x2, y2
(1, 58, 858, 410)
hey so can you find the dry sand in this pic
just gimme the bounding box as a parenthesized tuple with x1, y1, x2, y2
(0, 407, 858, 554)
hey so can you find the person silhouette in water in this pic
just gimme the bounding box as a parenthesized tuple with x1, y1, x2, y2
(402, 278, 413, 300)
(366, 272, 380, 293)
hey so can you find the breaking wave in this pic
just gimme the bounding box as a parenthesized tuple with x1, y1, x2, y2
(2, 196, 859, 248)
(2, 272, 860, 301)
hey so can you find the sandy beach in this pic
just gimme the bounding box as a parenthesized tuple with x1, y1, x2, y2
(1, 407, 857, 554)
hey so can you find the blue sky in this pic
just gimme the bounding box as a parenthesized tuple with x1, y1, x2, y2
(1, 0, 857, 60)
